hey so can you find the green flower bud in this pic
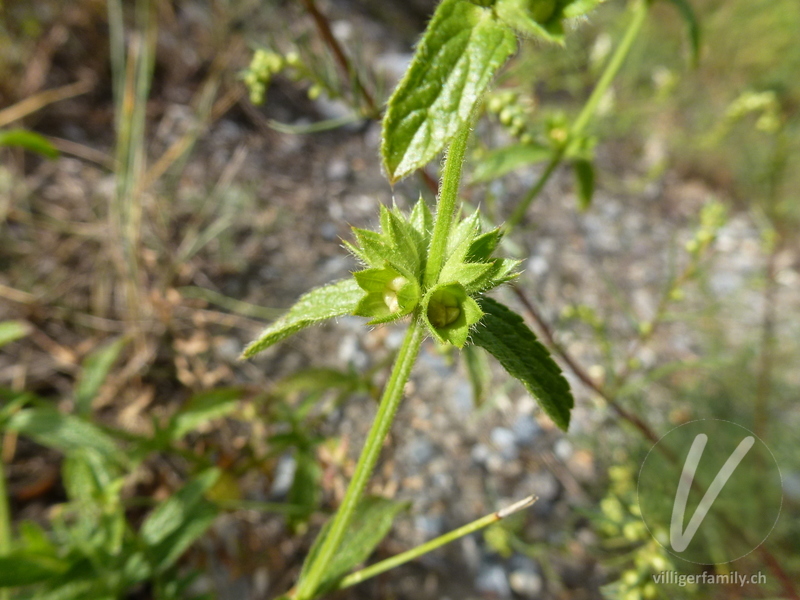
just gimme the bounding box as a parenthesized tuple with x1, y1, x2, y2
(353, 267, 419, 324)
(422, 283, 483, 348)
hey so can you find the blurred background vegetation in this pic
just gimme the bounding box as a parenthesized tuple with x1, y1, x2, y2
(0, 0, 798, 599)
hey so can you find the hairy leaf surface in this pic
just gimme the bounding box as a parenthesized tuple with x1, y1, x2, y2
(472, 297, 573, 430)
(381, 0, 517, 182)
(242, 279, 363, 358)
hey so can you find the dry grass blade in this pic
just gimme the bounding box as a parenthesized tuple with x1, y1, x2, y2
(0, 78, 95, 128)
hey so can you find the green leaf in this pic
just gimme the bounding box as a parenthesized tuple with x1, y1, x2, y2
(169, 388, 241, 441)
(299, 496, 409, 594)
(241, 279, 363, 358)
(62, 448, 118, 505)
(562, 0, 607, 19)
(495, 0, 563, 43)
(6, 409, 126, 464)
(288, 450, 321, 527)
(467, 229, 503, 262)
(472, 143, 551, 182)
(409, 196, 434, 238)
(74, 337, 127, 416)
(381, 0, 517, 182)
(0, 129, 59, 159)
(149, 502, 218, 573)
(472, 297, 573, 430)
(0, 552, 69, 587)
(573, 159, 595, 211)
(0, 320, 31, 348)
(140, 468, 220, 547)
(17, 521, 56, 556)
(275, 368, 362, 398)
(664, 0, 701, 65)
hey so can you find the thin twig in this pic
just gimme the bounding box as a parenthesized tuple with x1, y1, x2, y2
(510, 284, 658, 443)
(510, 284, 799, 599)
(299, 0, 378, 117)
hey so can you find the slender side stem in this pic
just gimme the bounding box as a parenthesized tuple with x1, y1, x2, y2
(505, 0, 649, 231)
(337, 496, 537, 590)
(294, 320, 424, 600)
(506, 152, 562, 230)
(510, 284, 799, 599)
(570, 0, 648, 139)
(299, 0, 378, 118)
(424, 123, 473, 288)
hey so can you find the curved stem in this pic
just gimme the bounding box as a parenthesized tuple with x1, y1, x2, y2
(424, 122, 473, 288)
(294, 319, 424, 600)
(505, 0, 649, 231)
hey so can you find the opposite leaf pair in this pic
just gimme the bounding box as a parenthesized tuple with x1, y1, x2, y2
(242, 198, 574, 430)
(346, 198, 518, 347)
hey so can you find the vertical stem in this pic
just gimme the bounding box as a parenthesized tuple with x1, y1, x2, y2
(0, 456, 11, 600)
(505, 0, 649, 231)
(294, 320, 424, 600)
(424, 122, 473, 288)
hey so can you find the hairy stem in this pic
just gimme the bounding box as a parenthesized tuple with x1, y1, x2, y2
(294, 320, 424, 600)
(506, 0, 649, 230)
(424, 122, 473, 288)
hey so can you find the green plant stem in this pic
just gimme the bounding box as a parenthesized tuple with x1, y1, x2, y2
(424, 122, 473, 288)
(506, 152, 562, 229)
(0, 457, 11, 600)
(336, 495, 537, 590)
(505, 0, 649, 230)
(293, 319, 424, 600)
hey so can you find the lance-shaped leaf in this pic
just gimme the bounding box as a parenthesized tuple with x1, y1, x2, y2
(0, 320, 31, 348)
(663, 0, 701, 66)
(299, 496, 410, 595)
(241, 279, 363, 358)
(573, 159, 595, 211)
(472, 142, 552, 183)
(471, 297, 573, 430)
(381, 0, 517, 182)
(0, 129, 59, 159)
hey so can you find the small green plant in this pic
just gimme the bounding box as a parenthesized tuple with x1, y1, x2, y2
(239, 1, 630, 597)
(0, 332, 247, 599)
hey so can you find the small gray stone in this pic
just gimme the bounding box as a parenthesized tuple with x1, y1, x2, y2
(476, 563, 511, 598)
(508, 556, 543, 598)
(491, 427, 518, 461)
(407, 436, 436, 466)
(512, 414, 542, 447)
(471, 443, 491, 465)
(270, 453, 296, 497)
(326, 158, 349, 181)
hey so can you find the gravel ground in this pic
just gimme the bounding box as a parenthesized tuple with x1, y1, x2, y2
(1, 1, 799, 599)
